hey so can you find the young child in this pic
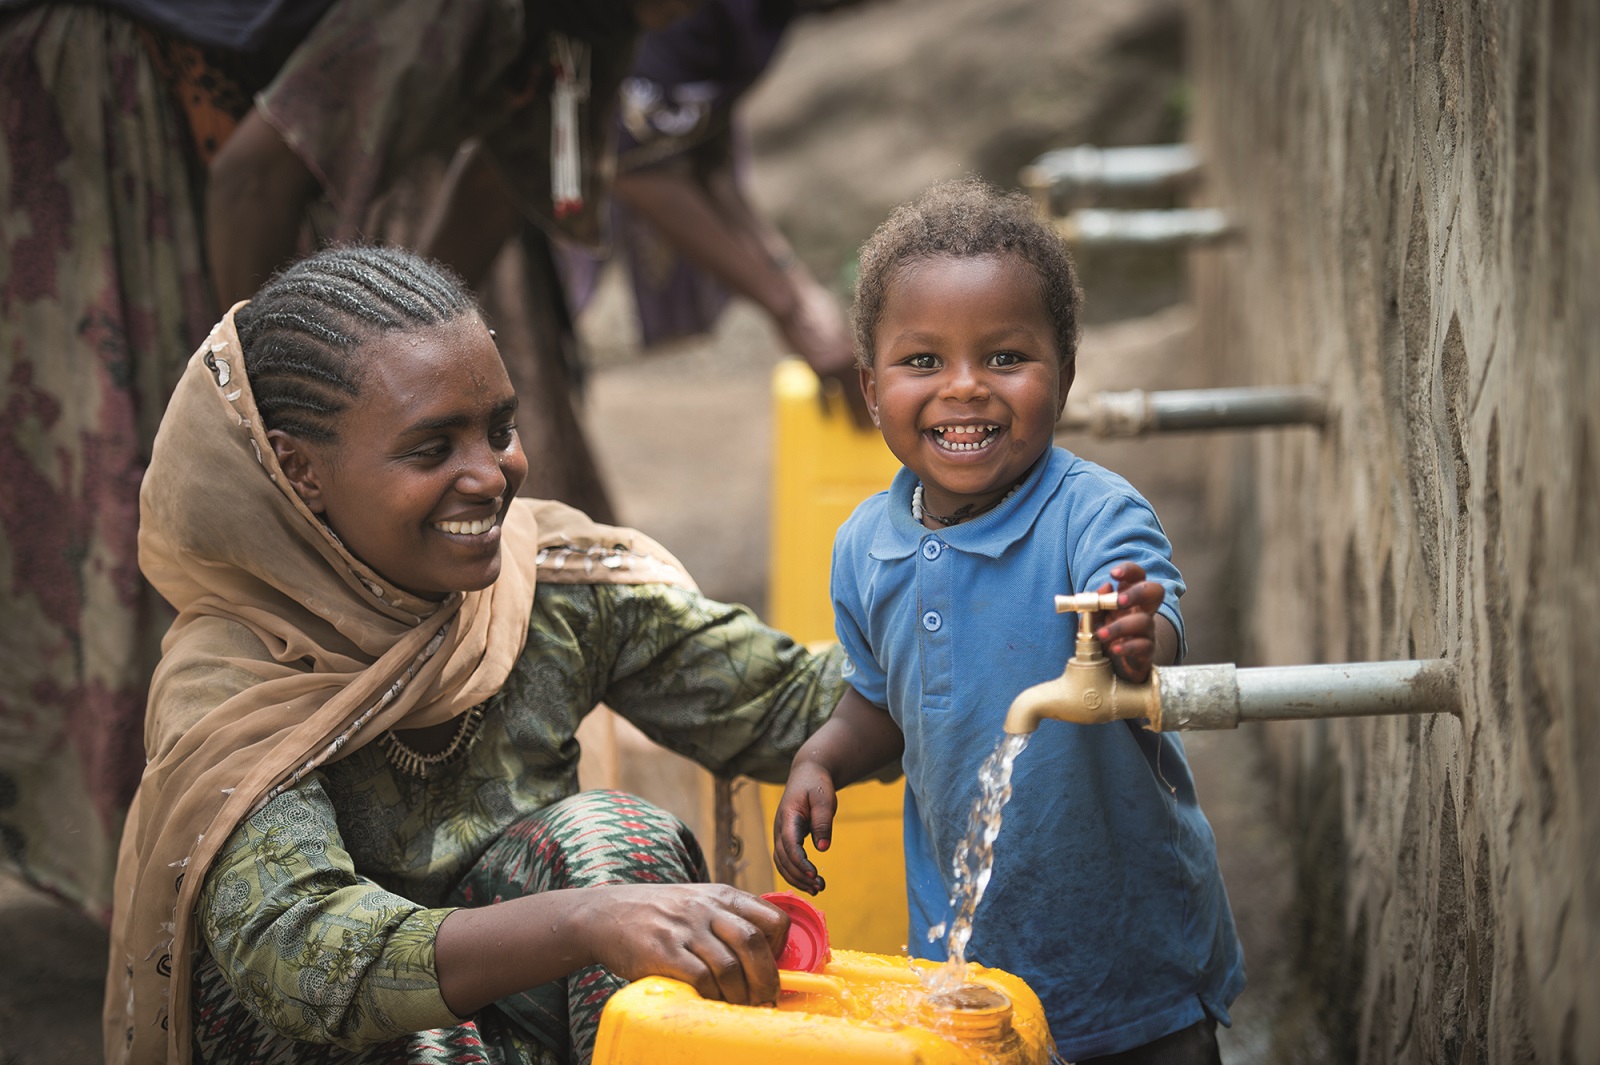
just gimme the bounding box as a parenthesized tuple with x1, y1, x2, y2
(774, 180, 1244, 1063)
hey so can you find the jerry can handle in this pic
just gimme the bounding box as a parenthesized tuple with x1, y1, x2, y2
(778, 970, 844, 999)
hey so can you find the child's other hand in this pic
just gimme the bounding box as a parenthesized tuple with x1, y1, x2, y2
(1095, 562, 1165, 684)
(772, 760, 836, 895)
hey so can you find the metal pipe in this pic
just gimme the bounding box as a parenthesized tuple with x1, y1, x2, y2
(1151, 659, 1461, 732)
(1020, 144, 1202, 199)
(1057, 386, 1329, 437)
(1055, 207, 1235, 249)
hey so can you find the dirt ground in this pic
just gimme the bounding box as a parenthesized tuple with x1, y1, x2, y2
(0, 1, 1333, 1060)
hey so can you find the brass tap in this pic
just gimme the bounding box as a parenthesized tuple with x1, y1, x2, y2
(1002, 591, 1160, 734)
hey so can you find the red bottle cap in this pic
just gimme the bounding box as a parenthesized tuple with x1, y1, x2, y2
(761, 891, 831, 972)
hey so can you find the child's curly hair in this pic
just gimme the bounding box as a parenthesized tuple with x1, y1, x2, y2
(852, 178, 1083, 373)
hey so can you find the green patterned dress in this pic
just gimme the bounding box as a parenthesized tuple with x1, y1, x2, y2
(192, 581, 846, 1065)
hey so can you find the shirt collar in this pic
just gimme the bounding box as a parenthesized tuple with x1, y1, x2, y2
(868, 449, 1070, 560)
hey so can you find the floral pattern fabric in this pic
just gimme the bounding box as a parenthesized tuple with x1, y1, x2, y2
(194, 580, 845, 1063)
(0, 5, 214, 917)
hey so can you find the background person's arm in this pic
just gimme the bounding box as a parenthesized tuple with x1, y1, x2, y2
(417, 142, 525, 289)
(614, 164, 870, 424)
(206, 107, 323, 311)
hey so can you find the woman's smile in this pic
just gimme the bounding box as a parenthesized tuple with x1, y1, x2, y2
(431, 514, 500, 537)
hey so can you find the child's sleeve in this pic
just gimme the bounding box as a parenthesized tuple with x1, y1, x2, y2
(1070, 491, 1188, 663)
(830, 526, 890, 710)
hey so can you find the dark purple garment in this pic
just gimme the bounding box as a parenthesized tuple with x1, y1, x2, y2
(564, 0, 794, 349)
(614, 0, 790, 164)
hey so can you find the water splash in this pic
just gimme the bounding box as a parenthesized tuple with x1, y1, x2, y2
(924, 731, 1030, 995)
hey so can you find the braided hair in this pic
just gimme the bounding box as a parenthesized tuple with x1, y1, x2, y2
(852, 178, 1083, 375)
(234, 246, 480, 443)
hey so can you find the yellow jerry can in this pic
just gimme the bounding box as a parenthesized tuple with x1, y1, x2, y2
(764, 359, 909, 954)
(592, 949, 1055, 1065)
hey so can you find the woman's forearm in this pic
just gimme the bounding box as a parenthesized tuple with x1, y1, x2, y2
(434, 889, 595, 1015)
(1155, 615, 1180, 667)
(612, 167, 801, 319)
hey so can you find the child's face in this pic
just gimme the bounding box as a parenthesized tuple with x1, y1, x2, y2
(861, 254, 1070, 522)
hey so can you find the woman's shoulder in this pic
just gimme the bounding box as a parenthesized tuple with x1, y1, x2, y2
(512, 498, 698, 590)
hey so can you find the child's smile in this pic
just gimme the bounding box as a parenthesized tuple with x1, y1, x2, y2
(862, 253, 1071, 524)
(930, 423, 1000, 451)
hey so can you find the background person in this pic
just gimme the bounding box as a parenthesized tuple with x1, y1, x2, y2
(206, 0, 702, 521)
(0, 0, 293, 918)
(430, 0, 873, 422)
(0, 0, 683, 919)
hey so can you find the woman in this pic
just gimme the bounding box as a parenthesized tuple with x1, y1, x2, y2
(104, 245, 847, 1065)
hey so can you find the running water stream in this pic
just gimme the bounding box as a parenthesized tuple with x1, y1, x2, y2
(923, 732, 1031, 996)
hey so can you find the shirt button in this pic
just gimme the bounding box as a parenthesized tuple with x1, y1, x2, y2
(921, 540, 942, 561)
(922, 610, 943, 632)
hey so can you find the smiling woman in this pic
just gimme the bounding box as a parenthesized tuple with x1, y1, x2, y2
(105, 246, 849, 1065)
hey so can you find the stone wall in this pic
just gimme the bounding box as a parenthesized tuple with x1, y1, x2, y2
(1185, 1, 1598, 1061)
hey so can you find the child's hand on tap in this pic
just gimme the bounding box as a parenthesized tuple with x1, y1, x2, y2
(1094, 562, 1166, 683)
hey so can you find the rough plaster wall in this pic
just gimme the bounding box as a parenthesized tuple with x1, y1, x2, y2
(1186, 1, 1598, 1061)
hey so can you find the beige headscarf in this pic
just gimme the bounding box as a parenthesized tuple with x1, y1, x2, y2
(104, 307, 693, 1065)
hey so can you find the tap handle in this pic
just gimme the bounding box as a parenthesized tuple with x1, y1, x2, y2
(1055, 591, 1120, 615)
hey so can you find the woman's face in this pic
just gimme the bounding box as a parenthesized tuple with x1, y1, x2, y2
(274, 315, 528, 600)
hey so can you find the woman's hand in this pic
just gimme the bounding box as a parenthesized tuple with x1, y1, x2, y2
(436, 883, 788, 1015)
(1094, 562, 1170, 683)
(773, 759, 837, 895)
(579, 883, 789, 1006)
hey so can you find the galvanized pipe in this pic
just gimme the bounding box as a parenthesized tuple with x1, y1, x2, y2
(1152, 659, 1461, 732)
(1055, 207, 1235, 248)
(1057, 386, 1329, 437)
(1021, 144, 1202, 199)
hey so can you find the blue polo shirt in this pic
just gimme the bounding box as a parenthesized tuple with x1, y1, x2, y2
(831, 447, 1244, 1059)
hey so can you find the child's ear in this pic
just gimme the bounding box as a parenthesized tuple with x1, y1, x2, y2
(1056, 363, 1076, 415)
(268, 429, 328, 514)
(859, 366, 881, 428)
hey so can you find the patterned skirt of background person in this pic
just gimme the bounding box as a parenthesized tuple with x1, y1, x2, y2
(0, 4, 215, 918)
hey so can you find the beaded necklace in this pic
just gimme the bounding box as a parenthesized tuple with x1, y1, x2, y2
(911, 482, 1022, 527)
(381, 704, 486, 779)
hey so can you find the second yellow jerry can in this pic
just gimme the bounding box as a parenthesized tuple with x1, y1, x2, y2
(592, 949, 1055, 1065)
(765, 359, 909, 954)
